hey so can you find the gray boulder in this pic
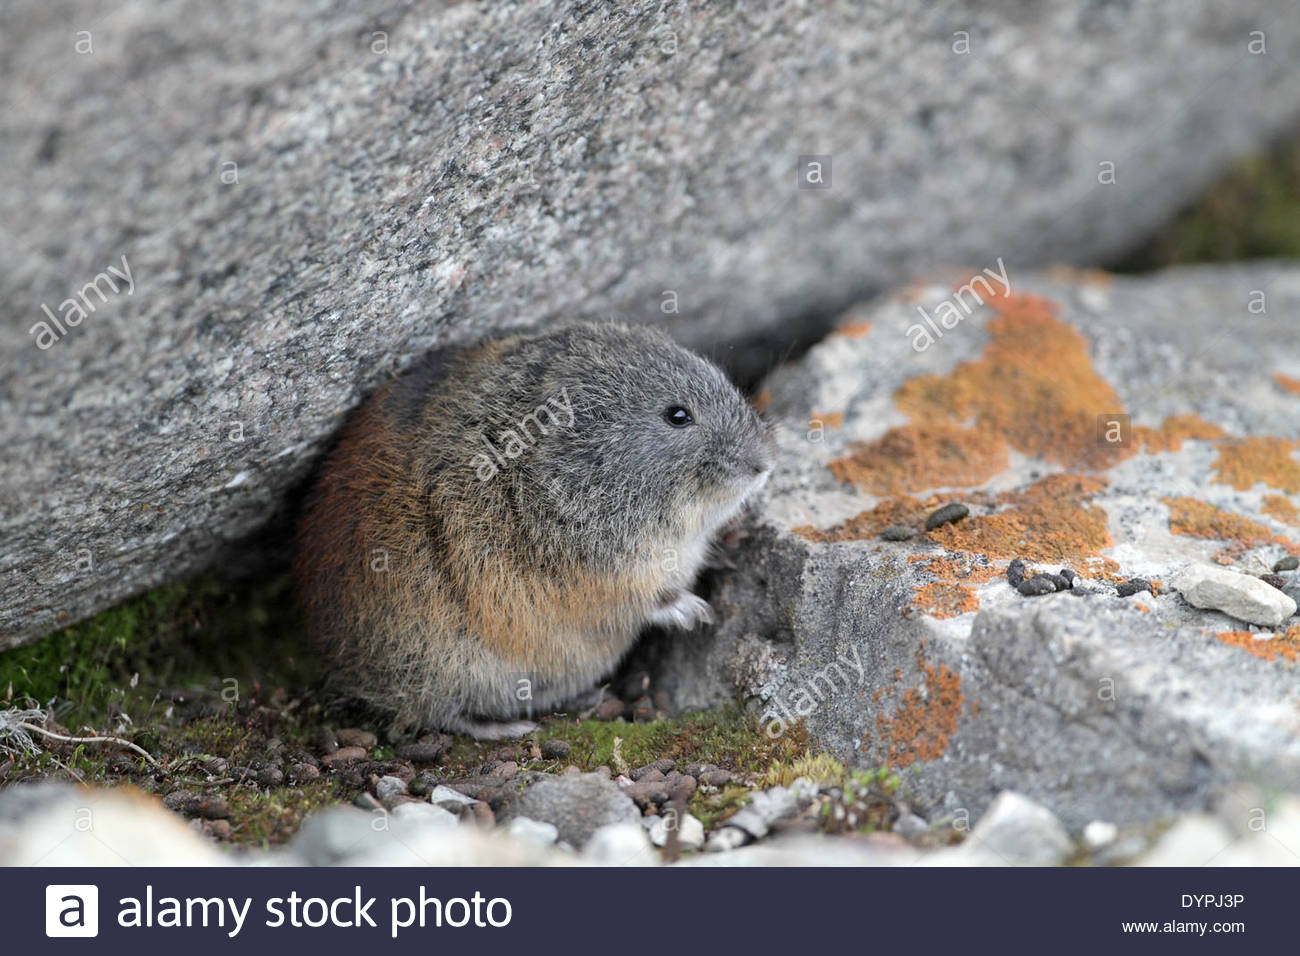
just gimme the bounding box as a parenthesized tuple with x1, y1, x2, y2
(5, 0, 1300, 643)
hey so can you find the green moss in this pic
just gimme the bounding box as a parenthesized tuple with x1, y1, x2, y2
(1120, 131, 1300, 270)
(533, 702, 807, 775)
(0, 573, 316, 729)
(222, 779, 337, 849)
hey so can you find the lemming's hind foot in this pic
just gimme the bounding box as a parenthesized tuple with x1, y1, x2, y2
(447, 717, 539, 740)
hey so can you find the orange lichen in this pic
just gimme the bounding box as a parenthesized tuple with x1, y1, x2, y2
(925, 474, 1117, 574)
(911, 554, 1003, 584)
(869, 650, 964, 768)
(792, 494, 931, 542)
(1163, 496, 1299, 556)
(912, 582, 980, 619)
(894, 293, 1132, 471)
(811, 411, 844, 429)
(1211, 437, 1300, 494)
(1215, 626, 1300, 663)
(1135, 414, 1228, 454)
(909, 555, 1001, 618)
(1274, 372, 1300, 396)
(752, 388, 771, 414)
(833, 320, 873, 338)
(1262, 494, 1300, 526)
(1045, 266, 1114, 287)
(828, 423, 1009, 496)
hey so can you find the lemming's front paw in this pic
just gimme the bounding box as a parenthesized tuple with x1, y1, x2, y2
(648, 591, 714, 630)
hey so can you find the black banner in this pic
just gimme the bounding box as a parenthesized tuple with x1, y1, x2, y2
(7, 866, 1276, 952)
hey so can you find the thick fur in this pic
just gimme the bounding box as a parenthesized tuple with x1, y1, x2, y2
(294, 322, 771, 735)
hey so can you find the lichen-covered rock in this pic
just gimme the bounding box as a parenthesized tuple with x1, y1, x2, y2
(657, 264, 1300, 829)
(7, 1, 1300, 644)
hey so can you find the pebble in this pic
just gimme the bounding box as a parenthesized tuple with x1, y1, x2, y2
(1175, 564, 1298, 627)
(541, 739, 572, 760)
(407, 774, 437, 797)
(287, 762, 321, 784)
(584, 822, 657, 865)
(699, 769, 733, 787)
(967, 791, 1071, 865)
(203, 819, 232, 840)
(665, 773, 697, 801)
(442, 777, 505, 801)
(256, 767, 284, 788)
(893, 811, 928, 840)
(395, 742, 444, 763)
(1274, 556, 1299, 573)
(619, 778, 671, 810)
(704, 826, 749, 852)
(925, 502, 969, 531)
(1006, 558, 1027, 587)
(1116, 578, 1152, 598)
(352, 793, 382, 811)
(724, 785, 801, 840)
(683, 762, 718, 779)
(596, 699, 626, 721)
(1260, 573, 1287, 591)
(428, 785, 479, 809)
(880, 524, 914, 541)
(649, 813, 705, 850)
(335, 728, 378, 750)
(504, 817, 560, 847)
(319, 746, 368, 768)
(374, 775, 408, 804)
(497, 773, 641, 848)
(314, 727, 339, 755)
(631, 759, 675, 780)
(1017, 575, 1057, 597)
(1082, 820, 1119, 850)
(389, 802, 459, 828)
(162, 790, 230, 820)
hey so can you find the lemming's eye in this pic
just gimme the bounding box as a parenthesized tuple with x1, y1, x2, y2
(663, 405, 694, 427)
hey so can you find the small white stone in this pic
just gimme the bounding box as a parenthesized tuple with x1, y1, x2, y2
(503, 816, 559, 847)
(428, 785, 478, 808)
(583, 822, 657, 865)
(649, 813, 705, 850)
(704, 826, 749, 853)
(391, 801, 458, 827)
(1175, 565, 1297, 627)
(1082, 820, 1118, 850)
(1135, 816, 1234, 867)
(967, 791, 1072, 865)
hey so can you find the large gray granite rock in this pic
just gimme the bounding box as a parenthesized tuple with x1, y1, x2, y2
(657, 263, 1300, 829)
(4, 1, 1300, 644)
